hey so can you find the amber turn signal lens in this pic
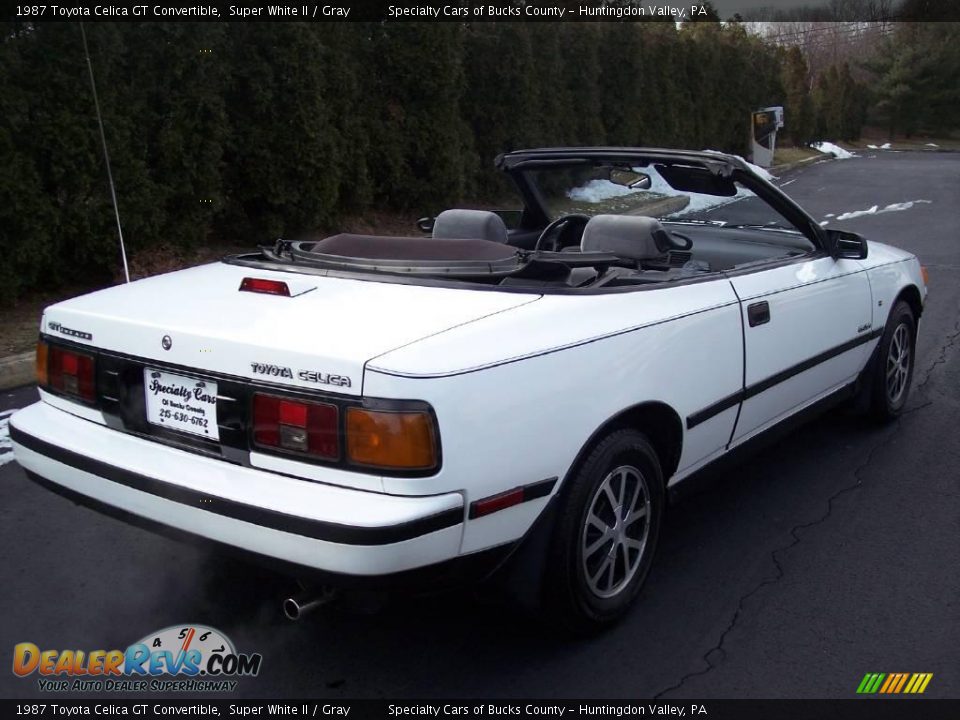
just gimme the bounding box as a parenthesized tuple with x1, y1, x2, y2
(921, 265, 929, 286)
(345, 408, 438, 470)
(35, 340, 49, 387)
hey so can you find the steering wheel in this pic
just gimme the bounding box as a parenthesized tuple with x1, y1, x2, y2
(534, 213, 591, 252)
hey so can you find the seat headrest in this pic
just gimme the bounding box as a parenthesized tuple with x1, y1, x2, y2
(580, 215, 671, 261)
(433, 209, 508, 244)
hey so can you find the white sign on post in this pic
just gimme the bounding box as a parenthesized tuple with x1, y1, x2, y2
(751, 106, 783, 168)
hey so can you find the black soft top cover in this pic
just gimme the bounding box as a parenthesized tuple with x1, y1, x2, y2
(311, 234, 518, 262)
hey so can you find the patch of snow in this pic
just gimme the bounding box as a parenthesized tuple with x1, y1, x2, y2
(0, 410, 15, 467)
(825, 213, 835, 218)
(926, 143, 939, 147)
(703, 150, 777, 181)
(835, 199, 932, 221)
(810, 141, 856, 159)
(820, 220, 829, 226)
(566, 179, 642, 204)
(841, 205, 880, 219)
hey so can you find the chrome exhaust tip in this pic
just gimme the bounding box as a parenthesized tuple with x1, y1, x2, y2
(283, 586, 336, 621)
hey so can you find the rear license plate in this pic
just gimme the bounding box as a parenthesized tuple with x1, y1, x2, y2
(144, 368, 220, 441)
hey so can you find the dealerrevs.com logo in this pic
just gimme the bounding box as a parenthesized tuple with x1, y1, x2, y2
(13, 624, 262, 693)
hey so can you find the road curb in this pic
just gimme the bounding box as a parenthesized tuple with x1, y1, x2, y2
(0, 352, 34, 391)
(771, 154, 829, 176)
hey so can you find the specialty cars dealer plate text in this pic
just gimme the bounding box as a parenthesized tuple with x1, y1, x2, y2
(144, 368, 220, 441)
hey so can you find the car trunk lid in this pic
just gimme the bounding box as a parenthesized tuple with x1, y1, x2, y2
(42, 262, 540, 396)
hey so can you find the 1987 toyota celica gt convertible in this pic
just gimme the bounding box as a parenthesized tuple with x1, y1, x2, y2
(12, 148, 926, 631)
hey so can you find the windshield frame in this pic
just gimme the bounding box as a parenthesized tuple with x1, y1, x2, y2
(496, 147, 827, 251)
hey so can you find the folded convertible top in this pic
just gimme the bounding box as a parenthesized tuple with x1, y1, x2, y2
(311, 234, 519, 262)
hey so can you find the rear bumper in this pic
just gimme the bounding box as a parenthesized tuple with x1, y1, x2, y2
(10, 401, 466, 577)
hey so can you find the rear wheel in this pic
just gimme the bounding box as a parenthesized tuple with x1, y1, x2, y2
(542, 429, 664, 634)
(869, 300, 916, 421)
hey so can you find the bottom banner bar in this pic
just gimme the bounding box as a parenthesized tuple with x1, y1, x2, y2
(3, 700, 959, 720)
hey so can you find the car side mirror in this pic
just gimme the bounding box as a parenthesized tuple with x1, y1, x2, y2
(417, 217, 435, 234)
(826, 228, 868, 260)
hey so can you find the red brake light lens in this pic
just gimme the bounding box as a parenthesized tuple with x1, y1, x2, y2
(46, 345, 96, 402)
(252, 393, 339, 459)
(240, 278, 291, 296)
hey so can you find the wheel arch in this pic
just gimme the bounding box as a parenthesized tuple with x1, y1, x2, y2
(564, 401, 683, 490)
(894, 284, 923, 324)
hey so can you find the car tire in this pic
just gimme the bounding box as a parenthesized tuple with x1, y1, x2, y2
(869, 300, 916, 422)
(542, 429, 664, 634)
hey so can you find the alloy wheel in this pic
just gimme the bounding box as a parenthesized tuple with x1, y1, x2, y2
(886, 322, 911, 405)
(580, 465, 651, 599)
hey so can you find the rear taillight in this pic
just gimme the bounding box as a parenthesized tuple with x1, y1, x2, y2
(40, 340, 96, 402)
(252, 393, 339, 459)
(345, 407, 438, 471)
(250, 392, 440, 473)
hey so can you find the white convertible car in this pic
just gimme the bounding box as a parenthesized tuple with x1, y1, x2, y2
(11, 148, 926, 631)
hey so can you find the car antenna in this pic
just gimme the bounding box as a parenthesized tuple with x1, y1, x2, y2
(79, 22, 130, 284)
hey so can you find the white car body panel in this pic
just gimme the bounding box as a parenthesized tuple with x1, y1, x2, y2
(727, 256, 873, 443)
(863, 242, 928, 328)
(365, 279, 744, 553)
(40, 262, 539, 397)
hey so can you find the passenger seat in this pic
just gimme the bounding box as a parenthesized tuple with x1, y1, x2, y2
(433, 210, 509, 244)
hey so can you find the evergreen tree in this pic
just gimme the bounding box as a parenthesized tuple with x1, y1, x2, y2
(866, 22, 960, 138)
(813, 65, 842, 139)
(462, 23, 540, 197)
(559, 24, 606, 146)
(370, 23, 468, 211)
(0, 20, 845, 306)
(782, 47, 815, 146)
(598, 24, 645, 147)
(222, 23, 344, 240)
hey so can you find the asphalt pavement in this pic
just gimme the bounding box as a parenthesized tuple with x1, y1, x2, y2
(0, 150, 957, 700)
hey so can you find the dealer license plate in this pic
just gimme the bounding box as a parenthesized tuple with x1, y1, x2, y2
(144, 368, 220, 441)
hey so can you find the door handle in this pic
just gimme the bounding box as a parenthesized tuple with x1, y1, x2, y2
(748, 301, 770, 327)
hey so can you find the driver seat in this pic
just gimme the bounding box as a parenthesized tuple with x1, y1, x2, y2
(580, 214, 672, 265)
(433, 209, 508, 244)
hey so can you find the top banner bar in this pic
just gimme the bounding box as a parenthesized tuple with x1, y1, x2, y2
(6, 1, 955, 23)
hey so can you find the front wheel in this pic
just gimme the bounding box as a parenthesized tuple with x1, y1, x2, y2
(869, 300, 916, 421)
(542, 429, 664, 634)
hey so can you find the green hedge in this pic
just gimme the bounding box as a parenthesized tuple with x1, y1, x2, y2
(0, 21, 787, 305)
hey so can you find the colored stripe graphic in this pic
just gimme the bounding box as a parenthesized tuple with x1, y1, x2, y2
(893, 673, 910, 693)
(857, 672, 933, 694)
